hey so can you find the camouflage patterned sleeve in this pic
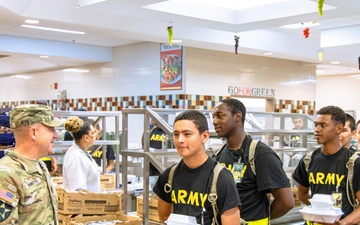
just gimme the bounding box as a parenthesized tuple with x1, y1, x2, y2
(0, 180, 20, 224)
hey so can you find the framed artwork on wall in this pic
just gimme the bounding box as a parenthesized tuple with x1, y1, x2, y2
(160, 44, 183, 90)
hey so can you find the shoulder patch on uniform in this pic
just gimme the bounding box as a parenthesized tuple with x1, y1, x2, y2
(0, 186, 16, 205)
(0, 200, 13, 222)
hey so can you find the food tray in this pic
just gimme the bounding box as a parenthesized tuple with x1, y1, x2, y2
(299, 206, 343, 223)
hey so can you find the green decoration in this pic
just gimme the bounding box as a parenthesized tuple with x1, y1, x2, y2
(167, 26, 173, 46)
(318, 0, 324, 16)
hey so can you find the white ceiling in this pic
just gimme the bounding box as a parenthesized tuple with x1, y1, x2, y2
(0, 0, 360, 77)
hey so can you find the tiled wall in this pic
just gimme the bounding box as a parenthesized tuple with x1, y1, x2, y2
(0, 95, 315, 115)
(275, 99, 315, 115)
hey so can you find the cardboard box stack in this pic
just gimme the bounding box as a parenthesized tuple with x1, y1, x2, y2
(56, 188, 136, 225)
(100, 174, 116, 190)
(57, 188, 122, 215)
(291, 187, 302, 207)
(51, 174, 116, 191)
(136, 194, 160, 223)
(51, 176, 64, 189)
(58, 213, 142, 225)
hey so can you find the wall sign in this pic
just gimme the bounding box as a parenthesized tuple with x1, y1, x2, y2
(228, 86, 275, 98)
(160, 44, 183, 90)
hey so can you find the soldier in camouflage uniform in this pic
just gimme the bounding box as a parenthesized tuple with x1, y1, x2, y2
(0, 104, 63, 225)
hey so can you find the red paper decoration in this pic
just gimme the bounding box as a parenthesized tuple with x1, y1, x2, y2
(303, 28, 310, 38)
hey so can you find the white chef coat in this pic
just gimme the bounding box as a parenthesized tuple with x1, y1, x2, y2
(62, 143, 100, 192)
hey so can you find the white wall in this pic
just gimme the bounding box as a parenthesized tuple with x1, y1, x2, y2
(0, 42, 185, 102)
(316, 75, 360, 121)
(185, 48, 316, 100)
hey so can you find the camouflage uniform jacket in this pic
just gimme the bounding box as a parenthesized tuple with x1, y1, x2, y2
(0, 150, 58, 225)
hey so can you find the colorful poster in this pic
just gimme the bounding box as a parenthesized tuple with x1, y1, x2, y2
(160, 44, 183, 90)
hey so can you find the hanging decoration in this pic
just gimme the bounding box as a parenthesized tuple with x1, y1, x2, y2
(234, 35, 240, 54)
(358, 56, 360, 70)
(167, 26, 173, 46)
(318, 0, 324, 16)
(317, 49, 324, 61)
(303, 27, 310, 38)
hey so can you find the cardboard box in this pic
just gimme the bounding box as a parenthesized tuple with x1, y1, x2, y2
(57, 188, 122, 215)
(291, 187, 302, 207)
(101, 174, 116, 190)
(58, 213, 142, 225)
(136, 194, 160, 222)
(51, 176, 64, 188)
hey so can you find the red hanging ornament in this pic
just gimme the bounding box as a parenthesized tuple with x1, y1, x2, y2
(234, 35, 240, 54)
(303, 27, 310, 38)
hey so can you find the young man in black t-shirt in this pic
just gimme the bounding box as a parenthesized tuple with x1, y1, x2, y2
(293, 106, 360, 224)
(153, 110, 241, 225)
(212, 98, 294, 224)
(339, 113, 357, 154)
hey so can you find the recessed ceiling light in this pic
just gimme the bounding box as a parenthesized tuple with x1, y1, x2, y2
(25, 19, 39, 24)
(40, 55, 49, 58)
(331, 61, 340, 65)
(63, 68, 89, 73)
(21, 25, 85, 35)
(263, 52, 273, 55)
(279, 21, 320, 29)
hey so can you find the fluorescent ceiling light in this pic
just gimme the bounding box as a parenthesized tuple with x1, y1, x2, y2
(172, 40, 183, 43)
(280, 79, 316, 85)
(21, 25, 85, 35)
(331, 61, 340, 64)
(40, 55, 49, 58)
(280, 21, 320, 29)
(25, 19, 39, 24)
(263, 52, 273, 55)
(63, 68, 89, 73)
(13, 75, 31, 80)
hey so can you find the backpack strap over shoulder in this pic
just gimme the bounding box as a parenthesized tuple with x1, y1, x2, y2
(214, 144, 226, 158)
(164, 164, 178, 193)
(248, 139, 259, 176)
(209, 163, 224, 225)
(346, 153, 359, 209)
(303, 151, 313, 172)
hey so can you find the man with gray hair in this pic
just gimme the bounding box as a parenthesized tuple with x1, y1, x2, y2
(0, 104, 63, 224)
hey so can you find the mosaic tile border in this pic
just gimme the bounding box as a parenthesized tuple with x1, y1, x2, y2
(0, 95, 315, 114)
(275, 99, 315, 115)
